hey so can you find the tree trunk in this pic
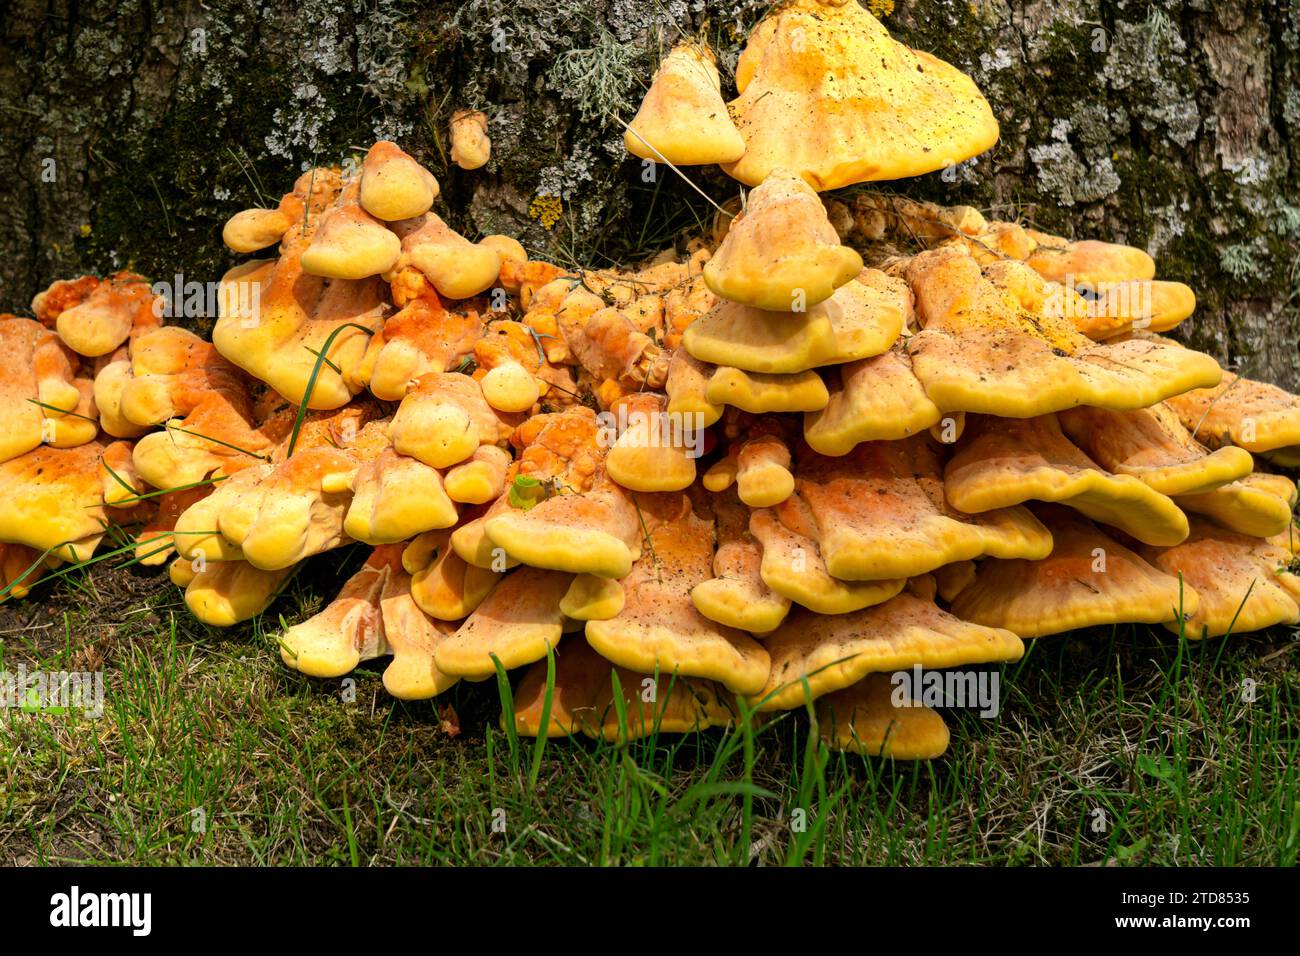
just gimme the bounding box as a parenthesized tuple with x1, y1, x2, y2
(1, 0, 1296, 387)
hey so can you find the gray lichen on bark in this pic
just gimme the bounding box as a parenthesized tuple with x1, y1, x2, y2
(0, 0, 1296, 386)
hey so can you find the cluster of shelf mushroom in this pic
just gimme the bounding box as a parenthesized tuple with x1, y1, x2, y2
(2, 0, 1296, 758)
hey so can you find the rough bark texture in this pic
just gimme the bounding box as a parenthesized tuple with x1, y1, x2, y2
(1, 0, 1297, 386)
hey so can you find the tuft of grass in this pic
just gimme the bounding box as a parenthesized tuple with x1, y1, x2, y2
(0, 552, 1296, 865)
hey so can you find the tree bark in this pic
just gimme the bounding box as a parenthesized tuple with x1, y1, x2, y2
(1, 0, 1296, 387)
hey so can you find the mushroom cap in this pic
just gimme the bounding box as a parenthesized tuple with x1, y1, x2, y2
(113, 326, 274, 487)
(434, 566, 573, 678)
(213, 253, 386, 411)
(704, 169, 863, 311)
(584, 493, 771, 695)
(1174, 472, 1297, 538)
(223, 208, 293, 253)
(479, 362, 540, 413)
(904, 250, 1222, 416)
(395, 213, 502, 301)
(705, 366, 829, 414)
(932, 560, 977, 603)
(509, 636, 614, 737)
(950, 508, 1198, 638)
(132, 485, 210, 567)
(485, 478, 643, 578)
(721, 0, 999, 189)
(665, 350, 724, 427)
(181, 406, 382, 570)
(943, 414, 1190, 547)
(804, 347, 943, 455)
(0, 317, 60, 464)
(1141, 518, 1300, 638)
(443, 444, 512, 504)
(172, 473, 252, 564)
(0, 441, 114, 562)
(750, 591, 1023, 712)
(449, 110, 492, 170)
(560, 573, 626, 621)
(183, 559, 292, 627)
(734, 435, 795, 508)
(280, 546, 389, 677)
(364, 293, 482, 402)
(1069, 280, 1196, 340)
(343, 445, 460, 544)
(690, 492, 791, 633)
(358, 141, 440, 221)
(300, 186, 402, 280)
(749, 504, 906, 614)
(604, 398, 699, 493)
(509, 637, 736, 742)
(34, 273, 162, 359)
(817, 673, 951, 760)
(0, 542, 52, 603)
(1023, 233, 1156, 286)
(388, 372, 503, 469)
(1164, 370, 1300, 454)
(682, 271, 905, 374)
(408, 530, 501, 620)
(1058, 403, 1254, 497)
(377, 558, 461, 699)
(1265, 445, 1300, 468)
(790, 436, 1053, 581)
(624, 42, 745, 166)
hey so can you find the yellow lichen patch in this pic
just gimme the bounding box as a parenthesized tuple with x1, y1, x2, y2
(950, 508, 1196, 638)
(750, 592, 1023, 712)
(529, 194, 563, 229)
(944, 414, 1190, 547)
